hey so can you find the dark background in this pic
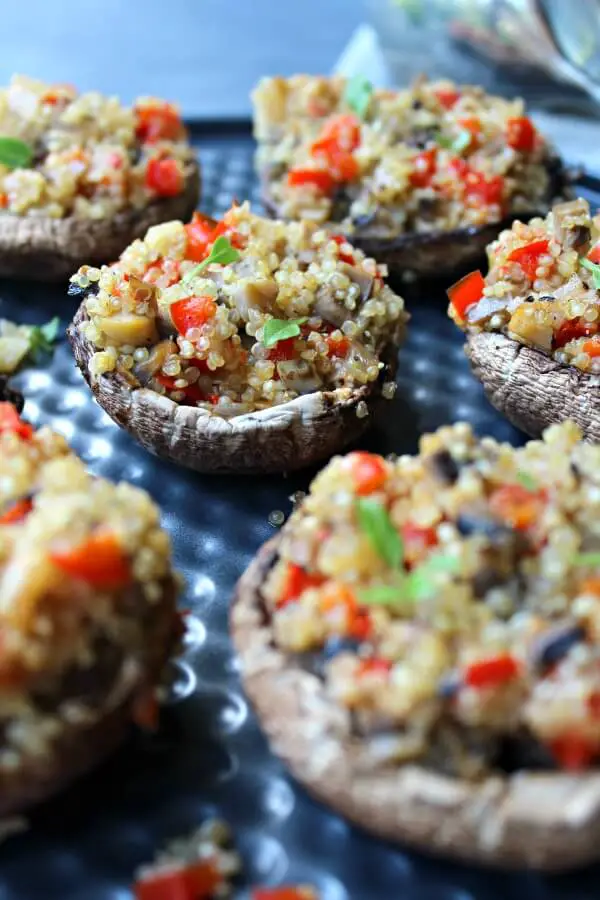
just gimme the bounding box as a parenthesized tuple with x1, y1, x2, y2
(1, 0, 364, 120)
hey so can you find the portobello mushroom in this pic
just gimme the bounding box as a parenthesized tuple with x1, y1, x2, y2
(0, 404, 181, 814)
(254, 75, 567, 279)
(0, 75, 200, 280)
(231, 424, 600, 870)
(68, 205, 407, 475)
(450, 197, 600, 442)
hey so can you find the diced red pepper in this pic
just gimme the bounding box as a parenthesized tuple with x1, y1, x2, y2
(583, 338, 600, 358)
(464, 171, 504, 206)
(185, 212, 218, 262)
(447, 270, 485, 320)
(587, 691, 600, 719)
(49, 530, 131, 590)
(464, 653, 520, 689)
(145, 158, 183, 197)
(252, 888, 317, 900)
(435, 88, 460, 109)
(347, 451, 388, 495)
(349, 609, 373, 641)
(0, 498, 33, 525)
(171, 296, 216, 335)
(278, 563, 325, 609)
(311, 114, 361, 155)
(357, 657, 393, 677)
(329, 150, 359, 183)
(134, 859, 221, 900)
(457, 117, 481, 152)
(330, 233, 355, 265)
(582, 577, 600, 597)
(143, 257, 181, 287)
(549, 735, 598, 771)
(211, 217, 246, 250)
(588, 244, 600, 265)
(155, 373, 207, 403)
(409, 148, 437, 188)
(401, 522, 438, 565)
(506, 116, 536, 153)
(287, 168, 335, 194)
(327, 335, 351, 358)
(135, 102, 183, 143)
(268, 337, 297, 364)
(0, 403, 33, 440)
(507, 239, 550, 281)
(319, 584, 357, 622)
(489, 484, 545, 530)
(554, 317, 597, 349)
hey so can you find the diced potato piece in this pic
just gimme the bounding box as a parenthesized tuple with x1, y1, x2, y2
(508, 303, 554, 351)
(144, 220, 187, 257)
(0, 335, 30, 373)
(97, 312, 158, 347)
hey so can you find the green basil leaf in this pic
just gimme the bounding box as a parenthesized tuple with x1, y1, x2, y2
(356, 498, 403, 568)
(262, 317, 308, 349)
(185, 235, 240, 280)
(405, 554, 459, 602)
(581, 256, 600, 290)
(574, 552, 600, 567)
(0, 137, 33, 170)
(27, 316, 61, 361)
(343, 75, 373, 120)
(516, 471, 538, 491)
(358, 584, 407, 606)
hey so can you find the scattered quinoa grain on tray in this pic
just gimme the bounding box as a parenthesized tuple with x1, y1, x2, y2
(449, 197, 600, 373)
(0, 75, 195, 218)
(253, 74, 559, 236)
(72, 202, 407, 416)
(0, 402, 179, 814)
(256, 421, 600, 777)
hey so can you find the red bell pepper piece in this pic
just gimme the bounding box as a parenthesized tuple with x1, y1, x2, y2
(0, 403, 33, 440)
(409, 148, 437, 188)
(434, 88, 460, 109)
(185, 213, 218, 262)
(446, 270, 485, 320)
(155, 374, 207, 403)
(347, 451, 388, 495)
(311, 114, 361, 155)
(554, 317, 597, 349)
(457, 117, 481, 152)
(507, 239, 550, 281)
(401, 522, 438, 565)
(268, 337, 297, 364)
(145, 158, 183, 197)
(506, 116, 536, 153)
(287, 169, 335, 194)
(49, 530, 131, 590)
(134, 859, 221, 900)
(583, 338, 600, 358)
(327, 335, 351, 358)
(464, 171, 504, 206)
(278, 563, 325, 609)
(464, 653, 520, 689)
(489, 483, 545, 530)
(349, 609, 373, 641)
(253, 889, 317, 900)
(588, 244, 600, 265)
(171, 296, 216, 335)
(0, 498, 33, 525)
(357, 657, 393, 677)
(330, 234, 355, 264)
(135, 102, 182, 143)
(549, 735, 598, 771)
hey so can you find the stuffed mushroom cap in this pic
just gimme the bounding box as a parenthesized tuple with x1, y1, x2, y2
(233, 421, 600, 870)
(68, 203, 408, 474)
(449, 197, 600, 441)
(253, 74, 566, 278)
(0, 75, 200, 279)
(0, 402, 180, 814)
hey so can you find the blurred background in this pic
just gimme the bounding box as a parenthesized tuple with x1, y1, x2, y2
(2, 0, 599, 162)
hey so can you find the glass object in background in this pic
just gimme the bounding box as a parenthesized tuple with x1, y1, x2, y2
(365, 0, 600, 114)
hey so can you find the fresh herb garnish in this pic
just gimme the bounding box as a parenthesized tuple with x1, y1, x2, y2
(356, 498, 403, 568)
(574, 552, 600, 567)
(358, 554, 459, 607)
(581, 256, 600, 290)
(358, 583, 405, 606)
(343, 75, 373, 120)
(262, 317, 308, 349)
(435, 129, 471, 154)
(27, 317, 60, 360)
(516, 471, 538, 491)
(185, 236, 240, 281)
(0, 137, 33, 170)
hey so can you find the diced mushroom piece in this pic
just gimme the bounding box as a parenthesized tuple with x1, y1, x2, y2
(97, 312, 158, 347)
(466, 296, 510, 326)
(340, 263, 374, 304)
(276, 359, 322, 393)
(507, 303, 556, 351)
(564, 224, 591, 254)
(231, 278, 278, 320)
(133, 339, 178, 384)
(552, 198, 591, 244)
(313, 285, 347, 327)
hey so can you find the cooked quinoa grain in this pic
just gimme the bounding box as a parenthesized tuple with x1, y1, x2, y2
(0, 75, 194, 219)
(253, 75, 557, 236)
(262, 421, 600, 777)
(449, 198, 600, 374)
(75, 202, 408, 416)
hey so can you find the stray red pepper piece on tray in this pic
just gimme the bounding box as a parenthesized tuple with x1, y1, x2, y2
(446, 270, 485, 321)
(506, 116, 536, 153)
(145, 158, 183, 197)
(134, 859, 222, 900)
(0, 403, 33, 440)
(507, 239, 550, 281)
(252, 888, 318, 900)
(347, 451, 388, 496)
(464, 653, 520, 689)
(49, 530, 131, 590)
(0, 498, 33, 525)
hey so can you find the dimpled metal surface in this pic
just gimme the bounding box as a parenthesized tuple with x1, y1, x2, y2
(0, 132, 599, 900)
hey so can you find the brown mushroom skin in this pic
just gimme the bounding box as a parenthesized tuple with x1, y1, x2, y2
(231, 537, 600, 872)
(261, 159, 569, 279)
(465, 331, 600, 444)
(0, 160, 200, 281)
(68, 304, 400, 476)
(0, 575, 179, 817)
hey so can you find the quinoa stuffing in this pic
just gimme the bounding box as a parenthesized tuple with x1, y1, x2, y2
(74, 202, 407, 416)
(253, 74, 557, 235)
(0, 403, 175, 771)
(0, 75, 194, 219)
(262, 421, 600, 777)
(448, 198, 600, 374)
